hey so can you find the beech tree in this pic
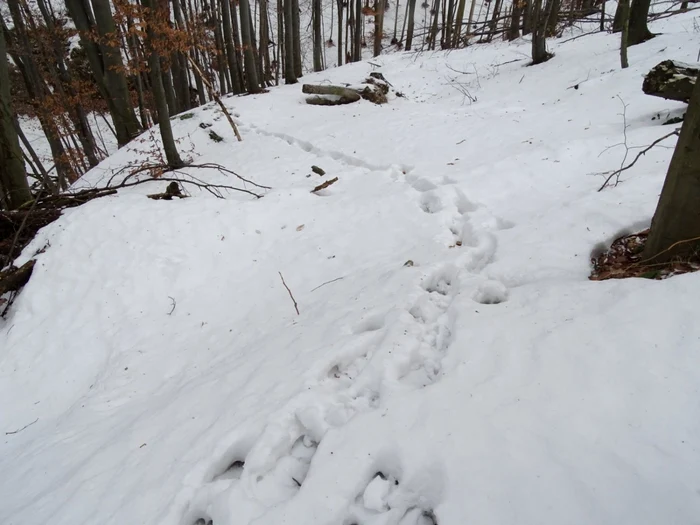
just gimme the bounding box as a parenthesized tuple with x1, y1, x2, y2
(643, 80, 700, 262)
(142, 0, 184, 167)
(0, 26, 31, 209)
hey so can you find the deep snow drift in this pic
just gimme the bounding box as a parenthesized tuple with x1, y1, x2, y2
(3, 8, 700, 525)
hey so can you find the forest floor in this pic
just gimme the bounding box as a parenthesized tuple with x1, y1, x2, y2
(2, 8, 700, 525)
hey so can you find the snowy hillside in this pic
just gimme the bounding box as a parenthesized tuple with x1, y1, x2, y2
(3, 8, 700, 525)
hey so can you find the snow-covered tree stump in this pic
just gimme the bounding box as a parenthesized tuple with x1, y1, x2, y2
(642, 60, 699, 103)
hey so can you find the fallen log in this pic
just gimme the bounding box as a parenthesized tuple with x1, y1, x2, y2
(302, 85, 361, 106)
(0, 260, 35, 297)
(643, 60, 699, 103)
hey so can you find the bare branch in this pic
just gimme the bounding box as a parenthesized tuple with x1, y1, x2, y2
(279, 271, 300, 315)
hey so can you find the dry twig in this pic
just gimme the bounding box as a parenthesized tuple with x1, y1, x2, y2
(279, 272, 300, 315)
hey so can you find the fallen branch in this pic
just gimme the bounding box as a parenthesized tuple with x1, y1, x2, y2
(5, 418, 38, 435)
(279, 272, 300, 315)
(598, 129, 680, 191)
(168, 296, 176, 315)
(311, 177, 339, 193)
(310, 276, 344, 292)
(0, 260, 36, 297)
(186, 55, 243, 141)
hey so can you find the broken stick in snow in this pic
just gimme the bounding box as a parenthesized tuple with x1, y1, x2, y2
(186, 55, 243, 141)
(278, 272, 300, 315)
(311, 177, 338, 193)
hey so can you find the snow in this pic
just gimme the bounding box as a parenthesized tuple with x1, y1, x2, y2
(3, 7, 700, 525)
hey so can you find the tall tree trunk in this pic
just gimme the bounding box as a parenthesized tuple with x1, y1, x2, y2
(545, 0, 559, 36)
(643, 81, 700, 262)
(0, 27, 31, 209)
(284, 0, 298, 83)
(507, 0, 522, 40)
(90, 0, 142, 145)
(277, 0, 284, 83)
(374, 0, 385, 56)
(337, 0, 344, 66)
(218, 0, 236, 93)
(142, 0, 184, 167)
(620, 0, 630, 69)
(406, 0, 417, 49)
(230, 0, 247, 91)
(429, 0, 440, 50)
(444, 0, 456, 47)
(239, 0, 262, 92)
(628, 0, 653, 45)
(171, 0, 193, 109)
(259, 0, 272, 83)
(313, 0, 323, 70)
(522, 0, 532, 35)
(531, 0, 553, 64)
(452, 0, 466, 47)
(354, 0, 362, 60)
(292, 0, 302, 77)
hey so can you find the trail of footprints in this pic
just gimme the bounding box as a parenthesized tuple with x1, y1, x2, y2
(183, 128, 512, 525)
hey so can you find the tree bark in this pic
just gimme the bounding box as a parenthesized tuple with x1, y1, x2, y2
(620, 0, 630, 69)
(337, 0, 344, 66)
(643, 79, 700, 262)
(239, 0, 262, 92)
(531, 0, 553, 64)
(284, 0, 298, 83)
(142, 0, 184, 168)
(90, 0, 142, 144)
(292, 0, 302, 77)
(313, 0, 323, 70)
(628, 0, 653, 45)
(374, 0, 385, 56)
(354, 0, 362, 60)
(0, 27, 31, 209)
(406, 0, 418, 49)
(507, 0, 522, 40)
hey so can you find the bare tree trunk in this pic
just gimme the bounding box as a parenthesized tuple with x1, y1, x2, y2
(429, 0, 440, 50)
(284, 0, 298, 83)
(545, 0, 559, 36)
(531, 0, 553, 64)
(628, 0, 653, 45)
(507, 0, 522, 40)
(142, 0, 184, 167)
(354, 0, 362, 60)
(259, 0, 272, 83)
(452, 0, 466, 46)
(406, 0, 417, 49)
(277, 0, 284, 83)
(0, 27, 31, 209)
(465, 0, 477, 38)
(522, 0, 532, 35)
(90, 0, 142, 144)
(374, 0, 385, 56)
(337, 0, 344, 66)
(643, 81, 700, 262)
(239, 0, 262, 92)
(292, 0, 302, 77)
(620, 0, 630, 69)
(312, 0, 323, 70)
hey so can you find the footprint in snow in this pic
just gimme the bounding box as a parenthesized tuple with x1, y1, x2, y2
(472, 279, 508, 305)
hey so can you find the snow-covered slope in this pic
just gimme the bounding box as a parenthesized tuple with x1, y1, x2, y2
(3, 9, 700, 525)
